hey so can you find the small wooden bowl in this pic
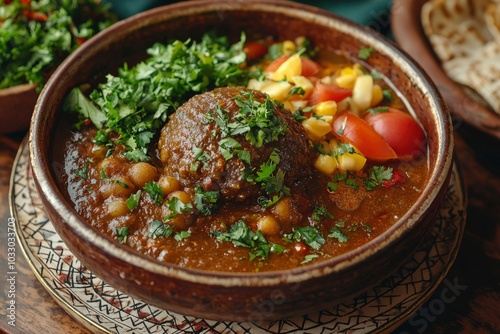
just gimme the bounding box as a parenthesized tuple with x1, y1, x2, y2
(391, 0, 500, 140)
(29, 0, 454, 321)
(0, 83, 37, 134)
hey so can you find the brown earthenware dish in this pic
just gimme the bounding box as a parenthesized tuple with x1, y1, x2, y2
(0, 83, 37, 134)
(29, 0, 454, 321)
(391, 0, 500, 140)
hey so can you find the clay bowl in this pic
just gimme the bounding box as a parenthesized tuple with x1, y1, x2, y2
(29, 0, 454, 321)
(391, 0, 500, 140)
(0, 83, 37, 134)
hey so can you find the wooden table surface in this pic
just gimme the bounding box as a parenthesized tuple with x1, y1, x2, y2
(1, 121, 499, 334)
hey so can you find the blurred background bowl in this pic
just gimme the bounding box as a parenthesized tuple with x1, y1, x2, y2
(29, 0, 454, 321)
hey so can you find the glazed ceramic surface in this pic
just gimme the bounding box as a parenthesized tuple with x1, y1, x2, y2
(29, 0, 453, 320)
(12, 139, 466, 333)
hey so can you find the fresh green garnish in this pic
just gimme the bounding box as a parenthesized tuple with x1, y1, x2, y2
(231, 92, 287, 148)
(328, 227, 349, 243)
(115, 227, 130, 244)
(252, 149, 290, 208)
(76, 159, 91, 179)
(367, 106, 389, 115)
(212, 220, 285, 261)
(126, 190, 141, 210)
(174, 231, 191, 241)
(0, 0, 115, 90)
(312, 205, 333, 222)
(148, 220, 174, 238)
(365, 166, 393, 191)
(164, 196, 193, 220)
(143, 181, 163, 206)
(358, 46, 375, 60)
(283, 226, 325, 251)
(382, 89, 394, 102)
(64, 32, 251, 162)
(194, 186, 220, 215)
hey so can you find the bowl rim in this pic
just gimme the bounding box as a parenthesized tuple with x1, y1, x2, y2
(29, 0, 454, 287)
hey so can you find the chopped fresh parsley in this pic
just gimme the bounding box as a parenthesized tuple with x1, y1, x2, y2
(126, 190, 141, 210)
(232, 92, 287, 148)
(194, 186, 220, 215)
(115, 227, 129, 244)
(328, 227, 349, 243)
(367, 106, 389, 115)
(212, 221, 285, 261)
(283, 226, 325, 251)
(382, 89, 394, 102)
(252, 149, 290, 208)
(148, 220, 174, 238)
(164, 196, 193, 220)
(64, 32, 252, 162)
(312, 205, 333, 222)
(0, 0, 116, 90)
(358, 46, 375, 60)
(143, 181, 163, 206)
(365, 166, 393, 191)
(174, 231, 191, 241)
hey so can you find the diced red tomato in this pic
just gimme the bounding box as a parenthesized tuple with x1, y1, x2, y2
(265, 55, 321, 77)
(22, 9, 48, 21)
(293, 242, 310, 256)
(243, 41, 268, 61)
(364, 108, 426, 159)
(265, 55, 289, 73)
(332, 112, 397, 161)
(382, 169, 405, 188)
(309, 81, 352, 105)
(300, 57, 321, 77)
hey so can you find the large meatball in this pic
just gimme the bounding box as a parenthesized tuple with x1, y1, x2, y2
(158, 87, 315, 203)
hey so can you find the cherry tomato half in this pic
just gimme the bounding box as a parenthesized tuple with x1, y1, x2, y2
(309, 81, 352, 105)
(332, 112, 397, 161)
(364, 108, 426, 159)
(243, 41, 268, 61)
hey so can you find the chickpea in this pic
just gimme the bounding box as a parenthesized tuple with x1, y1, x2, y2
(157, 175, 181, 196)
(99, 176, 135, 198)
(128, 162, 158, 187)
(168, 190, 191, 204)
(106, 197, 129, 217)
(256, 215, 280, 236)
(97, 157, 122, 178)
(161, 205, 188, 230)
(272, 197, 292, 222)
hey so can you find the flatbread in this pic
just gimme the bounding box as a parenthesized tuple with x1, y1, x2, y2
(422, 0, 500, 115)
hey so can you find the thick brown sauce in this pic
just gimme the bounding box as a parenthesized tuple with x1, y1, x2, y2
(57, 47, 429, 273)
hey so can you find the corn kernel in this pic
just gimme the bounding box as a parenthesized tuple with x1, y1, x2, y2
(302, 117, 333, 138)
(314, 154, 338, 175)
(337, 152, 366, 171)
(351, 74, 373, 112)
(335, 74, 357, 89)
(370, 84, 384, 106)
(290, 76, 314, 98)
(314, 101, 338, 117)
(282, 40, 296, 55)
(253, 80, 292, 101)
(272, 53, 302, 81)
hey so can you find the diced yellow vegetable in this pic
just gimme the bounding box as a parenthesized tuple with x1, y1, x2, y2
(337, 152, 367, 171)
(335, 73, 357, 89)
(314, 101, 338, 117)
(248, 79, 292, 101)
(290, 76, 314, 98)
(302, 117, 333, 139)
(272, 53, 302, 81)
(282, 40, 296, 55)
(314, 154, 338, 175)
(370, 84, 383, 107)
(351, 74, 373, 112)
(290, 100, 308, 112)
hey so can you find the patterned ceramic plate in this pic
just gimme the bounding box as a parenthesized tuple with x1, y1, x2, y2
(10, 139, 466, 334)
